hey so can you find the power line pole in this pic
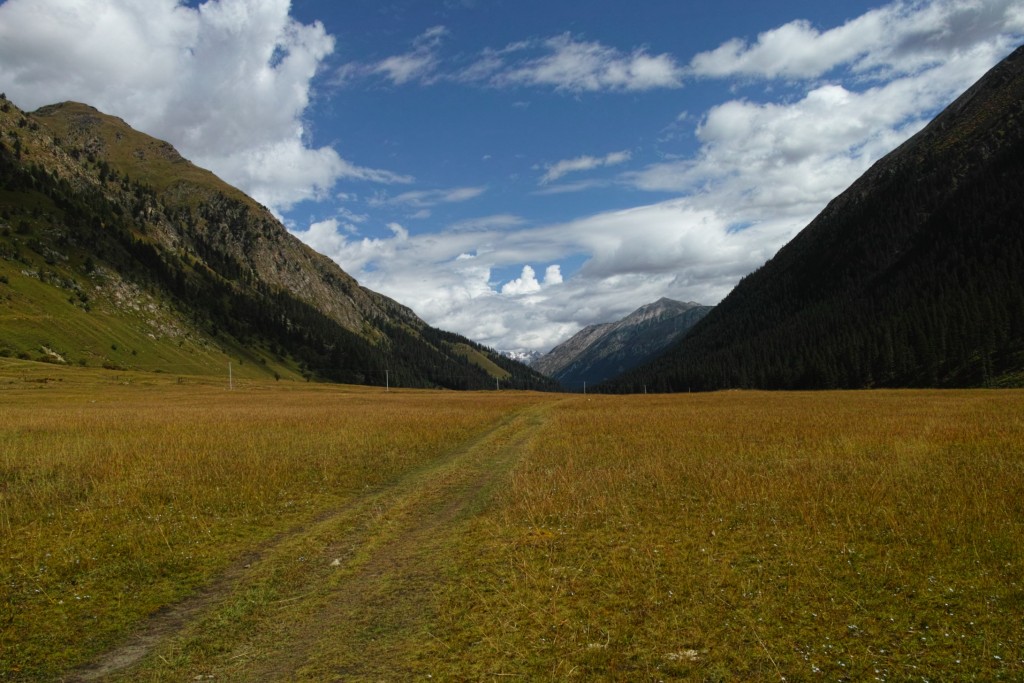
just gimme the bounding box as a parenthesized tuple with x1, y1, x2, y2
(386, 369, 389, 392)
(228, 362, 233, 391)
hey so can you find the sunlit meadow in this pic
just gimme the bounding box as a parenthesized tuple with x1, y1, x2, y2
(0, 361, 542, 679)
(2, 360, 1022, 680)
(432, 390, 1024, 680)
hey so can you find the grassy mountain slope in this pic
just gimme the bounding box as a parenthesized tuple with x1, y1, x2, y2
(609, 45, 1024, 392)
(0, 98, 556, 390)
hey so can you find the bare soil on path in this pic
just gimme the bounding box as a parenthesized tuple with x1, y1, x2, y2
(64, 400, 554, 681)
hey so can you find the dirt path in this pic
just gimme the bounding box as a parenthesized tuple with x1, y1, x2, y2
(65, 400, 553, 681)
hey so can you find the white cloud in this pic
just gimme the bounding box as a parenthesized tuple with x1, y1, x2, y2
(337, 25, 448, 86)
(387, 222, 410, 240)
(627, 43, 1012, 231)
(544, 265, 564, 286)
(337, 206, 369, 225)
(533, 179, 610, 196)
(448, 214, 526, 231)
(490, 33, 685, 92)
(500, 264, 562, 296)
(293, 195, 793, 352)
(342, 30, 685, 93)
(501, 265, 543, 296)
(376, 186, 487, 208)
(0, 0, 408, 214)
(296, 0, 1021, 354)
(688, 0, 1023, 80)
(689, 15, 886, 80)
(371, 26, 447, 85)
(540, 150, 631, 184)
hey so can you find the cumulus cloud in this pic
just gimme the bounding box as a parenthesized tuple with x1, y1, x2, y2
(293, 194, 793, 351)
(501, 265, 543, 296)
(500, 264, 563, 296)
(0, 0, 409, 213)
(540, 150, 631, 184)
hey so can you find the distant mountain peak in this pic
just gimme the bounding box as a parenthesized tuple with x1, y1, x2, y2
(532, 298, 712, 386)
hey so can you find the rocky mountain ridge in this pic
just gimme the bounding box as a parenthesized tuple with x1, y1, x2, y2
(533, 298, 712, 387)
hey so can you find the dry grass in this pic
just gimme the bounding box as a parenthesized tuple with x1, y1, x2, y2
(432, 390, 1024, 681)
(2, 363, 1022, 681)
(0, 362, 541, 680)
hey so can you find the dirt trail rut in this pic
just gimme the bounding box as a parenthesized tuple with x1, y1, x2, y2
(65, 401, 553, 681)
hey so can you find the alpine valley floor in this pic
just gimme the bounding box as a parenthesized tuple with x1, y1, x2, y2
(1, 359, 1022, 680)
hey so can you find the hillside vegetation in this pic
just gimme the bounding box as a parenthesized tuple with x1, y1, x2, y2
(1, 361, 1021, 680)
(0, 97, 554, 390)
(611, 45, 1024, 392)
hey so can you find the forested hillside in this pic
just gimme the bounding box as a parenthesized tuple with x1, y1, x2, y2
(609, 45, 1024, 392)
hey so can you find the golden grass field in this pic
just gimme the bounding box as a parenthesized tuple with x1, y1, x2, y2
(1, 359, 1022, 681)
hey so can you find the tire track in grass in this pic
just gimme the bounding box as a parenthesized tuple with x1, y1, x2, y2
(66, 399, 555, 681)
(64, 500, 366, 682)
(240, 400, 555, 681)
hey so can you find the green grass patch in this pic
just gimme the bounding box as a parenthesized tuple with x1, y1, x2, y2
(450, 342, 510, 381)
(0, 254, 296, 380)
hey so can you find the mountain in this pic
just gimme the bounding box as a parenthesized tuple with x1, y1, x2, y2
(0, 98, 557, 390)
(532, 322, 615, 378)
(607, 46, 1024, 392)
(533, 298, 712, 387)
(502, 349, 543, 365)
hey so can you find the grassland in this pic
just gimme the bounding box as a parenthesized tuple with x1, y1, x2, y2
(1, 360, 1022, 680)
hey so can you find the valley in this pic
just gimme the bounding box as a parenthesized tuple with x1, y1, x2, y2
(2, 360, 1021, 680)
(0, 13, 1022, 682)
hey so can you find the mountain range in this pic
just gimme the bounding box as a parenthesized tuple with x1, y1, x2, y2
(0, 98, 556, 390)
(608, 45, 1024, 392)
(4, 45, 1023, 393)
(531, 298, 712, 388)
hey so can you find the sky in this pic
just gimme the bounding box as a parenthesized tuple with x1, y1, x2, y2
(0, 1, 1021, 353)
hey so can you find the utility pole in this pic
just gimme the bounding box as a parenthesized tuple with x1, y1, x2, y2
(228, 362, 233, 391)
(495, 377, 499, 391)
(386, 369, 389, 392)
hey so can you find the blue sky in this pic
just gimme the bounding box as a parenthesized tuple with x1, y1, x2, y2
(1, 1, 1021, 352)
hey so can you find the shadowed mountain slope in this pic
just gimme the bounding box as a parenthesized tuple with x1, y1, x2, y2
(608, 45, 1024, 392)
